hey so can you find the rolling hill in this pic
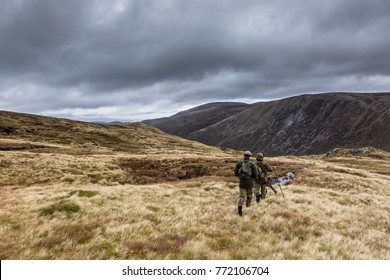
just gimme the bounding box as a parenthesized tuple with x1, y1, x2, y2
(0, 110, 229, 156)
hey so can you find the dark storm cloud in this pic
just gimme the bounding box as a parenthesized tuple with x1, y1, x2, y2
(1, 0, 390, 121)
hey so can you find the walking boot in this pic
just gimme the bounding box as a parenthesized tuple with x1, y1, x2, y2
(256, 193, 261, 203)
(246, 200, 251, 207)
(238, 206, 243, 216)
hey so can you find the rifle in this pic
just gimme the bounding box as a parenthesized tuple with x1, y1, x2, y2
(257, 162, 278, 195)
(274, 170, 285, 198)
(267, 182, 278, 194)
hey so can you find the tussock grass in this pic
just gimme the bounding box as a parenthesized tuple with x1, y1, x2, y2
(1, 134, 389, 259)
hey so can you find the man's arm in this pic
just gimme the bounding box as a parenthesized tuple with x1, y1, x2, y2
(234, 161, 241, 177)
(264, 161, 275, 172)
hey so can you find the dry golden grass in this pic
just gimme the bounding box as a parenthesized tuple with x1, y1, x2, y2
(1, 140, 389, 260)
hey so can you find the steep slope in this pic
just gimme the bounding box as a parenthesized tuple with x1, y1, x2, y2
(186, 93, 390, 155)
(142, 102, 250, 137)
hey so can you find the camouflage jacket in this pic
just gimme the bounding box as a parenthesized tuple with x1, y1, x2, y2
(234, 159, 258, 189)
(255, 160, 274, 184)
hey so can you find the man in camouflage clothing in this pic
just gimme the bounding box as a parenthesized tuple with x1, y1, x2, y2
(254, 153, 276, 203)
(234, 151, 258, 216)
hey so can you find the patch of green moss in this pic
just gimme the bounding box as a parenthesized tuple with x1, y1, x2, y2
(40, 201, 81, 217)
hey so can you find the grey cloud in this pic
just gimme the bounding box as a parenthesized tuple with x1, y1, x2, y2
(1, 0, 390, 121)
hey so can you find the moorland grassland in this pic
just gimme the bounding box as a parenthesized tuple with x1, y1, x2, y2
(0, 112, 389, 259)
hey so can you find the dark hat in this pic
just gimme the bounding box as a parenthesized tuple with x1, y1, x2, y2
(256, 153, 264, 160)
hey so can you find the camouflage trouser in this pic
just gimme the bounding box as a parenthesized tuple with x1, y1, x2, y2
(253, 182, 267, 199)
(238, 187, 253, 207)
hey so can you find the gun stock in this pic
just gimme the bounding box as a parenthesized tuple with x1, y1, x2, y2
(268, 184, 278, 194)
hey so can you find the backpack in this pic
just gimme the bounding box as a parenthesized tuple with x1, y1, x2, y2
(239, 160, 252, 179)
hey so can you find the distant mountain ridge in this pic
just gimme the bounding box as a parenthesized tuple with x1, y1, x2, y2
(143, 102, 250, 137)
(143, 93, 390, 155)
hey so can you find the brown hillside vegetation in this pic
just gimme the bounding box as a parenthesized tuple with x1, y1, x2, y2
(145, 92, 390, 156)
(1, 111, 390, 259)
(143, 102, 250, 137)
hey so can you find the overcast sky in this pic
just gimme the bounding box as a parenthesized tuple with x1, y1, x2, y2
(1, 0, 390, 122)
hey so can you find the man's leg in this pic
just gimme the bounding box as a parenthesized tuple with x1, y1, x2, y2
(246, 188, 253, 207)
(261, 184, 268, 199)
(253, 182, 261, 203)
(238, 187, 246, 216)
